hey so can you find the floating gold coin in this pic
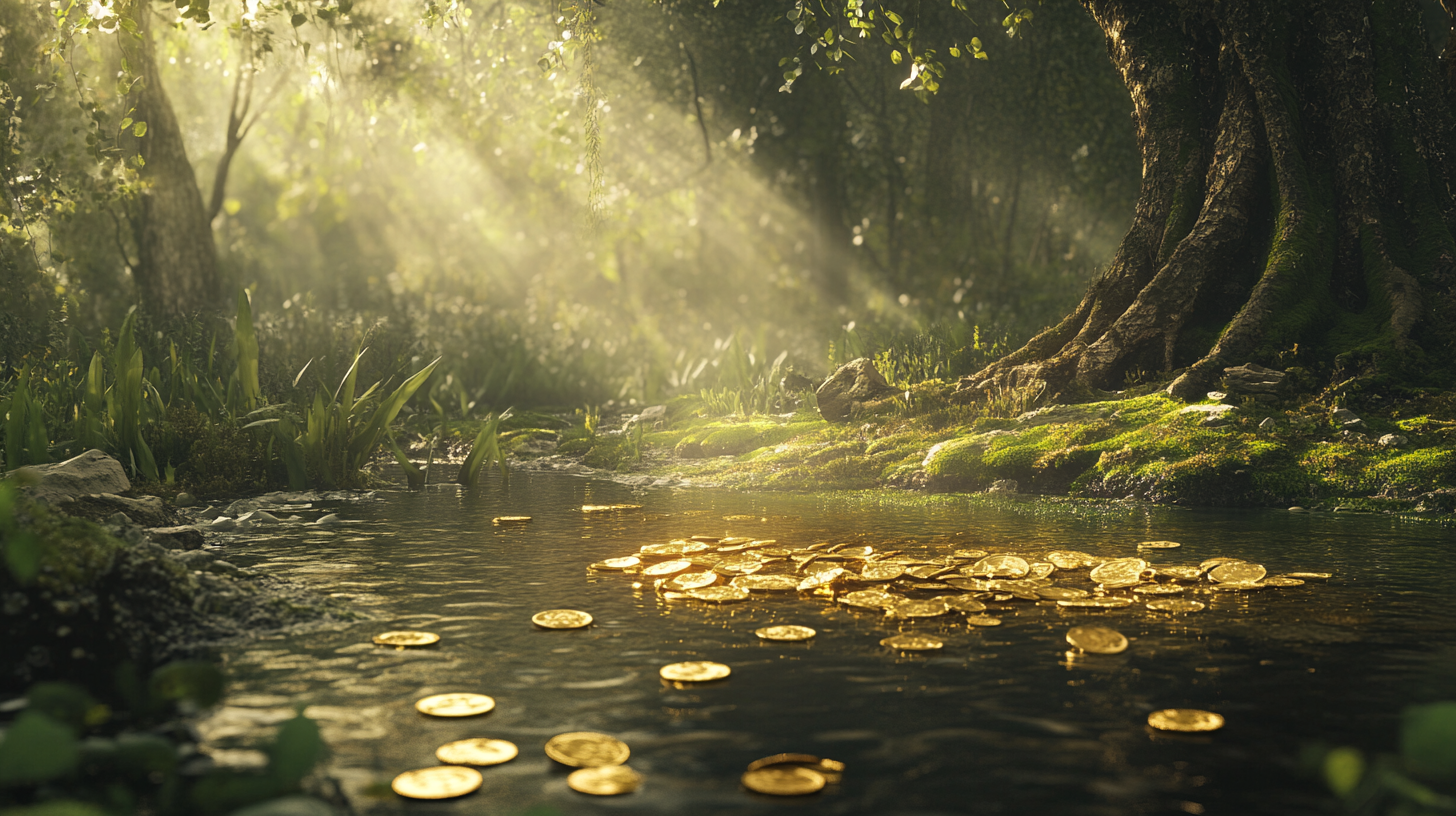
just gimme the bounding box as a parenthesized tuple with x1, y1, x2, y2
(1058, 597, 1135, 608)
(1210, 581, 1266, 591)
(1147, 709, 1225, 733)
(532, 609, 593, 629)
(391, 765, 483, 800)
(1090, 558, 1147, 588)
(714, 557, 763, 576)
(641, 540, 710, 556)
(1138, 540, 1181, 549)
(1037, 587, 1090, 601)
(746, 753, 845, 773)
(797, 568, 846, 591)
(968, 555, 1031, 579)
(952, 549, 989, 560)
(741, 765, 826, 796)
(581, 504, 642, 513)
(756, 624, 817, 641)
(591, 556, 640, 571)
(568, 764, 643, 796)
(1157, 566, 1204, 581)
(718, 536, 755, 546)
(1199, 557, 1245, 571)
(372, 631, 440, 648)
(660, 661, 731, 682)
(940, 595, 988, 613)
(880, 634, 944, 651)
(1146, 598, 1206, 613)
(887, 599, 950, 618)
(1027, 562, 1057, 580)
(860, 563, 907, 582)
(642, 559, 692, 577)
(664, 571, 718, 592)
(1286, 572, 1331, 580)
(943, 577, 992, 592)
(1261, 576, 1306, 587)
(689, 535, 721, 543)
(1066, 625, 1129, 654)
(1046, 550, 1098, 569)
(492, 516, 532, 526)
(686, 585, 750, 602)
(416, 693, 496, 718)
(906, 565, 950, 580)
(965, 615, 1003, 627)
(436, 738, 519, 766)
(1133, 584, 1187, 595)
(732, 574, 799, 591)
(1209, 562, 1267, 583)
(839, 589, 900, 609)
(545, 732, 631, 767)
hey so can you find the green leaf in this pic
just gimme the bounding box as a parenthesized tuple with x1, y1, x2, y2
(4, 529, 40, 584)
(1403, 702, 1456, 781)
(233, 290, 261, 410)
(971, 36, 982, 49)
(948, 46, 960, 57)
(890, 49, 902, 64)
(119, 117, 132, 130)
(290, 12, 305, 26)
(268, 715, 326, 788)
(226, 796, 336, 816)
(1323, 747, 1364, 796)
(132, 121, 147, 137)
(0, 711, 80, 786)
(884, 9, 902, 23)
(25, 684, 102, 732)
(0, 801, 107, 816)
(150, 661, 225, 709)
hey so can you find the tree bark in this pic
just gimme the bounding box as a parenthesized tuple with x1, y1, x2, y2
(957, 0, 1456, 403)
(121, 2, 222, 321)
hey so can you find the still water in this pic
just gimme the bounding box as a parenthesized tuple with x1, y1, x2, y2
(204, 473, 1456, 815)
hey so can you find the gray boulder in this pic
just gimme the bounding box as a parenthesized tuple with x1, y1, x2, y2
(1378, 434, 1409, 448)
(86, 493, 172, 528)
(815, 358, 900, 423)
(987, 479, 1019, 495)
(10, 449, 129, 505)
(1332, 407, 1366, 429)
(149, 526, 205, 551)
(1222, 363, 1289, 397)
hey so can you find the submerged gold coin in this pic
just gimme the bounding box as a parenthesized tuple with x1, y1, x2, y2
(642, 559, 692, 577)
(746, 753, 845, 773)
(797, 568, 847, 591)
(686, 585, 750, 602)
(756, 624, 817, 641)
(392, 765, 483, 800)
(952, 548, 989, 559)
(886, 599, 950, 618)
(372, 631, 440, 648)
(731, 574, 799, 591)
(741, 765, 826, 796)
(859, 563, 907, 582)
(1066, 625, 1129, 655)
(838, 589, 900, 609)
(1058, 597, 1135, 608)
(1199, 557, 1245, 571)
(416, 693, 496, 718)
(1147, 708, 1225, 733)
(940, 595, 988, 613)
(664, 571, 718, 591)
(1286, 572, 1331, 580)
(532, 609, 593, 629)
(1027, 562, 1057, 580)
(1037, 587, 1090, 601)
(1132, 584, 1188, 595)
(660, 661, 731, 682)
(1138, 540, 1181, 549)
(880, 634, 944, 651)
(1046, 550, 1098, 569)
(590, 556, 641, 571)
(964, 615, 1003, 627)
(1209, 562, 1267, 583)
(1156, 566, 1204, 581)
(641, 540, 711, 556)
(1146, 598, 1206, 613)
(545, 732, 631, 767)
(581, 504, 642, 513)
(436, 738, 519, 766)
(1090, 558, 1148, 588)
(968, 554, 1031, 579)
(1210, 581, 1266, 592)
(492, 516, 532, 526)
(568, 764, 643, 795)
(1261, 576, 1306, 587)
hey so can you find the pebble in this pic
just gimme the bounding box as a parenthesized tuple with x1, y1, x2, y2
(175, 492, 197, 507)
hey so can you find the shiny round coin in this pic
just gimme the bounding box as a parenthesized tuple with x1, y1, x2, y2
(686, 585, 749, 602)
(1037, 587, 1090, 601)
(492, 516, 532, 526)
(660, 661, 731, 682)
(859, 563, 906, 582)
(1090, 558, 1148, 588)
(965, 615, 1003, 627)
(641, 540, 710, 556)
(372, 631, 440, 648)
(1146, 598, 1206, 613)
(887, 599, 950, 618)
(1157, 566, 1204, 581)
(839, 589, 900, 609)
(544, 732, 630, 767)
(642, 559, 692, 577)
(1147, 709, 1225, 733)
(1286, 572, 1331, 580)
(1133, 584, 1187, 595)
(880, 634, 943, 651)
(581, 504, 642, 513)
(941, 595, 988, 613)
(590, 556, 640, 571)
(392, 765, 482, 800)
(756, 625, 816, 642)
(741, 765, 826, 796)
(1058, 597, 1135, 608)
(969, 554, 1031, 579)
(416, 693, 496, 718)
(1046, 550, 1098, 569)
(436, 738, 519, 766)
(1209, 562, 1267, 584)
(1066, 625, 1129, 654)
(1138, 540, 1181, 549)
(1261, 576, 1306, 587)
(746, 753, 844, 773)
(568, 764, 643, 796)
(664, 571, 718, 591)
(731, 574, 799, 591)
(532, 609, 593, 629)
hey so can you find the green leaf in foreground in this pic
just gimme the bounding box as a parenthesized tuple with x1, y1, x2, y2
(0, 711, 80, 786)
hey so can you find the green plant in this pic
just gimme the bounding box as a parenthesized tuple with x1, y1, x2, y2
(1310, 701, 1456, 814)
(458, 408, 514, 487)
(2, 369, 51, 469)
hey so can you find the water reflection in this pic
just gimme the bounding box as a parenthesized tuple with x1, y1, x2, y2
(201, 475, 1456, 814)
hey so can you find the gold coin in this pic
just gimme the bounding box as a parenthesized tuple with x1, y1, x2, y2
(1132, 584, 1187, 595)
(1057, 597, 1135, 609)
(1209, 562, 1267, 583)
(1147, 709, 1224, 732)
(906, 565, 949, 580)
(590, 556, 641, 571)
(859, 563, 906, 582)
(1138, 540, 1181, 549)
(641, 540, 710, 556)
(436, 738, 519, 766)
(952, 549, 989, 560)
(797, 568, 846, 591)
(391, 765, 483, 799)
(581, 504, 642, 513)
(886, 599, 949, 618)
(1210, 581, 1266, 591)
(968, 555, 1030, 579)
(545, 732, 631, 767)
(1037, 587, 1089, 601)
(1046, 550, 1098, 569)
(532, 609, 593, 629)
(731, 574, 799, 591)
(372, 631, 440, 648)
(1027, 562, 1057, 579)
(880, 634, 944, 651)
(415, 693, 496, 718)
(1156, 566, 1204, 581)
(1199, 557, 1244, 571)
(642, 559, 692, 577)
(965, 615, 1003, 626)
(686, 586, 750, 602)
(1090, 558, 1147, 588)
(664, 571, 718, 591)
(746, 753, 844, 773)
(567, 764, 643, 795)
(1261, 576, 1306, 587)
(1286, 572, 1331, 580)
(741, 765, 826, 796)
(492, 516, 532, 526)
(714, 557, 763, 576)
(660, 661, 731, 682)
(1066, 625, 1129, 654)
(756, 625, 817, 641)
(1146, 598, 1206, 613)
(940, 595, 988, 613)
(838, 589, 900, 609)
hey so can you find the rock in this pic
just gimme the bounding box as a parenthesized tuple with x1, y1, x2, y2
(1378, 434, 1409, 448)
(225, 499, 260, 516)
(207, 517, 236, 531)
(1179, 403, 1236, 426)
(781, 368, 816, 394)
(234, 510, 280, 525)
(86, 493, 173, 528)
(312, 513, 342, 528)
(174, 492, 197, 508)
(1258, 417, 1277, 431)
(1222, 363, 1289, 397)
(814, 358, 900, 423)
(1206, 391, 1229, 403)
(637, 404, 668, 424)
(207, 560, 243, 577)
(10, 449, 130, 506)
(149, 526, 204, 551)
(987, 479, 1019, 495)
(1015, 403, 1116, 428)
(175, 550, 216, 569)
(1331, 407, 1365, 429)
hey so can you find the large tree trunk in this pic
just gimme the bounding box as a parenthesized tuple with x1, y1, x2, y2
(120, 2, 222, 321)
(957, 0, 1456, 403)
